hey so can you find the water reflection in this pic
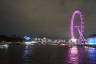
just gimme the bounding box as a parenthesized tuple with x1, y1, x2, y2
(23, 45, 33, 57)
(87, 47, 96, 64)
(22, 46, 34, 64)
(68, 46, 79, 64)
(1, 45, 96, 64)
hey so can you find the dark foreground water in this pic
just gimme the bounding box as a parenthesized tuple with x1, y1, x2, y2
(0, 45, 96, 64)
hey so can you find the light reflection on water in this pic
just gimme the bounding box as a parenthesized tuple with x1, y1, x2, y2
(1, 45, 96, 64)
(86, 47, 96, 64)
(68, 46, 79, 64)
(23, 45, 33, 57)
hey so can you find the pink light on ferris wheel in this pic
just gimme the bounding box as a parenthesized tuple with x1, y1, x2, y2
(70, 10, 85, 42)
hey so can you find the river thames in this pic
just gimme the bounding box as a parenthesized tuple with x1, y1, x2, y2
(0, 45, 96, 64)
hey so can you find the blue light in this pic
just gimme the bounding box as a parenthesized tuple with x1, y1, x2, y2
(87, 37, 96, 45)
(87, 48, 96, 63)
(24, 36, 31, 40)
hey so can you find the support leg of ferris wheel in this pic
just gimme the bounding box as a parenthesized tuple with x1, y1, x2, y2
(77, 27, 87, 42)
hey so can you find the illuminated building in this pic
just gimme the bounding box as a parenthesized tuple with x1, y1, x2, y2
(87, 34, 96, 45)
(87, 37, 96, 45)
(24, 36, 31, 40)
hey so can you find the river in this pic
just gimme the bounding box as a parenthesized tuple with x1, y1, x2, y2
(0, 45, 96, 64)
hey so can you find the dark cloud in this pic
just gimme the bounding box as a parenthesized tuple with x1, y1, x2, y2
(0, 0, 96, 38)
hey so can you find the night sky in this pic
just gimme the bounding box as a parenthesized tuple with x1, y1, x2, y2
(0, 0, 96, 38)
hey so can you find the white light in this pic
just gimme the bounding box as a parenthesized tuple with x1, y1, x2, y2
(25, 41, 37, 45)
(0, 44, 9, 48)
(60, 43, 65, 46)
(25, 42, 31, 45)
(84, 46, 89, 49)
(31, 41, 37, 43)
(71, 38, 77, 43)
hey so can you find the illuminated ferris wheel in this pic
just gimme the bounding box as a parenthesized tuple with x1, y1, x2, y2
(70, 10, 86, 43)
